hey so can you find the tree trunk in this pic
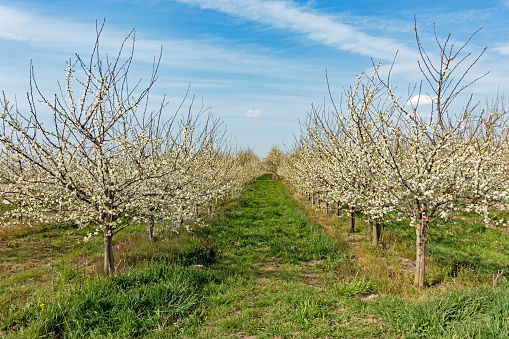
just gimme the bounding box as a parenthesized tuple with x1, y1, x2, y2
(324, 202, 329, 214)
(311, 193, 315, 206)
(350, 206, 355, 233)
(337, 201, 341, 217)
(208, 204, 213, 216)
(373, 219, 381, 247)
(414, 220, 422, 286)
(414, 200, 428, 288)
(148, 216, 155, 242)
(104, 227, 115, 275)
(419, 224, 427, 288)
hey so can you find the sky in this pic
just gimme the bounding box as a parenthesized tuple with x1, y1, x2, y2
(1, 0, 509, 157)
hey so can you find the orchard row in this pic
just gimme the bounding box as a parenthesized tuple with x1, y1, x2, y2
(0, 26, 265, 274)
(272, 24, 508, 288)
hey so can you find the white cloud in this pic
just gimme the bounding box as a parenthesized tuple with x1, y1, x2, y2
(405, 94, 437, 106)
(134, 38, 312, 79)
(173, 0, 417, 61)
(246, 109, 262, 117)
(494, 44, 509, 55)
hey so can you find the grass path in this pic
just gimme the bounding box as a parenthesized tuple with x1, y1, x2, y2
(171, 174, 382, 338)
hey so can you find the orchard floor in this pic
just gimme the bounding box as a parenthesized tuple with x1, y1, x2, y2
(172, 174, 382, 338)
(2, 174, 508, 338)
(171, 175, 509, 338)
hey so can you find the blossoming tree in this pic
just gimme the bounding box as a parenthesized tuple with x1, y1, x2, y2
(0, 24, 248, 274)
(282, 22, 508, 288)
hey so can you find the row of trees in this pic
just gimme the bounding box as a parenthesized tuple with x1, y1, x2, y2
(279, 23, 509, 288)
(0, 25, 264, 274)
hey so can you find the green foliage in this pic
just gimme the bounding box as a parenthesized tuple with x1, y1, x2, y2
(0, 203, 14, 217)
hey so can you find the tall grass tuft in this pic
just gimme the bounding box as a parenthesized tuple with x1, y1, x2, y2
(335, 275, 377, 297)
(23, 263, 218, 338)
(372, 286, 509, 338)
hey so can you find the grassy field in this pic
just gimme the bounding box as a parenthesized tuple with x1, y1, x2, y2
(1, 174, 509, 338)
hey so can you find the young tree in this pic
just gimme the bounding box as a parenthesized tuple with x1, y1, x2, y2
(284, 21, 507, 288)
(374, 22, 502, 287)
(264, 146, 284, 180)
(0, 23, 171, 274)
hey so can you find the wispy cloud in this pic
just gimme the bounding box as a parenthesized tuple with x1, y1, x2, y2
(134, 38, 315, 80)
(0, 3, 321, 83)
(246, 109, 262, 117)
(0, 6, 31, 41)
(173, 0, 417, 61)
(1, 0, 507, 157)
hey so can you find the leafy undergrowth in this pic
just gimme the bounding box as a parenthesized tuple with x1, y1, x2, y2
(2, 174, 509, 338)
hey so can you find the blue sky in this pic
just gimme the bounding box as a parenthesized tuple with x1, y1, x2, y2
(1, 0, 509, 156)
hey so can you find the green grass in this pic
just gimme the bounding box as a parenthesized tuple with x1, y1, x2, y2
(0, 222, 102, 333)
(386, 212, 509, 283)
(170, 174, 383, 338)
(1, 228, 222, 338)
(17, 263, 220, 338)
(2, 174, 509, 338)
(0, 215, 213, 336)
(371, 286, 509, 338)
